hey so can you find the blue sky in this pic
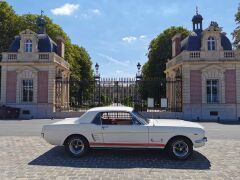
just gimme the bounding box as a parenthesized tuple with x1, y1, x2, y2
(6, 0, 239, 77)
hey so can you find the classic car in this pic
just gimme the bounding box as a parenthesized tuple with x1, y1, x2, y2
(41, 106, 207, 160)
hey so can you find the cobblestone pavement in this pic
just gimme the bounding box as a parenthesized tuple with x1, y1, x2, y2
(0, 137, 239, 180)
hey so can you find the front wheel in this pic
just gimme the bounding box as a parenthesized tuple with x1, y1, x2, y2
(167, 137, 193, 160)
(65, 135, 89, 157)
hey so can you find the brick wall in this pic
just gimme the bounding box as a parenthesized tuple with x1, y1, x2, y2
(190, 70, 202, 104)
(225, 69, 236, 104)
(6, 71, 17, 103)
(37, 71, 48, 103)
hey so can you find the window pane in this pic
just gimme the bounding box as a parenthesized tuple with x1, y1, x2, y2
(25, 40, 32, 52)
(212, 80, 218, 85)
(212, 94, 218, 102)
(101, 112, 132, 125)
(208, 42, 211, 50)
(212, 43, 216, 50)
(206, 79, 219, 103)
(23, 88, 28, 102)
(29, 89, 33, 102)
(22, 79, 33, 102)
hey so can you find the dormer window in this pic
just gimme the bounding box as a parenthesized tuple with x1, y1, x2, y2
(25, 40, 32, 52)
(207, 37, 216, 51)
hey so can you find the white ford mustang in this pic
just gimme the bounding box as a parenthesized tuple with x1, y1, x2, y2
(42, 106, 207, 160)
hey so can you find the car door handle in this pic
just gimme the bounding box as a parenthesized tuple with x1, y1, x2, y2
(102, 125, 108, 129)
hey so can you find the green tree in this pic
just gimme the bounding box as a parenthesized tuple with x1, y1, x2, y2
(141, 27, 189, 102)
(0, 1, 19, 53)
(69, 45, 93, 107)
(143, 26, 189, 79)
(232, 4, 240, 46)
(70, 45, 93, 81)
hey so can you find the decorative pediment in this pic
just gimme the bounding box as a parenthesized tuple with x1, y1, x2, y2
(19, 29, 37, 35)
(201, 64, 225, 78)
(16, 66, 38, 75)
(205, 21, 222, 32)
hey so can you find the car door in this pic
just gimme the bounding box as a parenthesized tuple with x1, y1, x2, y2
(89, 113, 104, 145)
(101, 111, 149, 148)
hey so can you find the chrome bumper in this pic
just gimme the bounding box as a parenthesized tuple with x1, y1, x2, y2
(195, 137, 207, 143)
(194, 137, 207, 148)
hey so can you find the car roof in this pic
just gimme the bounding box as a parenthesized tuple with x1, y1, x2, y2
(87, 106, 134, 112)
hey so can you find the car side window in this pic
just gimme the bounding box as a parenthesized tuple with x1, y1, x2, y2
(101, 111, 137, 125)
(92, 113, 101, 125)
(132, 116, 142, 125)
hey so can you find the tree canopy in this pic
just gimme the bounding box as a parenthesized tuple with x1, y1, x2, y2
(232, 4, 240, 46)
(140, 27, 189, 102)
(142, 26, 190, 80)
(0, 1, 19, 53)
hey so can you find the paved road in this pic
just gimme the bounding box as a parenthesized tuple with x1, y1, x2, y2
(0, 119, 239, 139)
(0, 137, 239, 179)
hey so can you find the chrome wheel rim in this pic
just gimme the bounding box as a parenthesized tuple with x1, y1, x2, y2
(172, 140, 189, 158)
(69, 138, 84, 155)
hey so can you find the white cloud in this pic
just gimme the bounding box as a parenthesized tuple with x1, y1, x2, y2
(122, 35, 148, 43)
(139, 35, 147, 39)
(51, 3, 79, 16)
(122, 36, 137, 43)
(90, 9, 101, 15)
(97, 53, 129, 67)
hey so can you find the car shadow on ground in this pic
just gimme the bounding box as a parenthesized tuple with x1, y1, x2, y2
(29, 147, 211, 170)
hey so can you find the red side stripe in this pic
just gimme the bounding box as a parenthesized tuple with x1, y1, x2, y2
(90, 142, 165, 147)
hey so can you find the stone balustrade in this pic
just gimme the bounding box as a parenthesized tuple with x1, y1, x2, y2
(1, 52, 69, 69)
(167, 50, 239, 68)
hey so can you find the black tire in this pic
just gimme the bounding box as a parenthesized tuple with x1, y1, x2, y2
(166, 137, 193, 160)
(65, 135, 89, 157)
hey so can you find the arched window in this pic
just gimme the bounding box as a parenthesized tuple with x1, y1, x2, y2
(25, 40, 32, 52)
(207, 37, 216, 51)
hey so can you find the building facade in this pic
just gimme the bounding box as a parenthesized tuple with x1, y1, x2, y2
(0, 15, 70, 118)
(165, 11, 240, 121)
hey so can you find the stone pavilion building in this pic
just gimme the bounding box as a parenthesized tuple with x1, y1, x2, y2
(0, 14, 70, 118)
(165, 11, 240, 121)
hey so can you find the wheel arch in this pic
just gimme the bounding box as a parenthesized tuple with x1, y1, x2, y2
(165, 135, 193, 148)
(63, 134, 90, 146)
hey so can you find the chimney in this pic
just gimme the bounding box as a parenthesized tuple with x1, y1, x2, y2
(171, 33, 182, 58)
(56, 36, 65, 58)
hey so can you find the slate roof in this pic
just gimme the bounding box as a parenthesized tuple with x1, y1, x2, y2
(181, 32, 232, 52)
(8, 34, 57, 53)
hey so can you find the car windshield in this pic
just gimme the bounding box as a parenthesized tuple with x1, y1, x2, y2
(131, 111, 149, 124)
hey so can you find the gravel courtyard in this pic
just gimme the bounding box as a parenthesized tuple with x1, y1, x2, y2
(0, 136, 240, 180)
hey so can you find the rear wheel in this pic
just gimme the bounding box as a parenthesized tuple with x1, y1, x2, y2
(65, 135, 89, 157)
(167, 137, 193, 160)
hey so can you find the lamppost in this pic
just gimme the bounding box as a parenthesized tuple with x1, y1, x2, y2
(94, 63, 100, 105)
(136, 62, 142, 80)
(94, 63, 100, 80)
(135, 62, 143, 110)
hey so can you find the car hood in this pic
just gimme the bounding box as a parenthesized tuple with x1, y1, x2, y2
(149, 119, 204, 129)
(52, 117, 79, 125)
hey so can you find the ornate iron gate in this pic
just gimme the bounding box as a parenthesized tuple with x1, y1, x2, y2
(55, 77, 182, 112)
(55, 61, 182, 111)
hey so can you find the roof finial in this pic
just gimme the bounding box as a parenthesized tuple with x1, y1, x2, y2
(37, 10, 46, 34)
(196, 6, 198, 14)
